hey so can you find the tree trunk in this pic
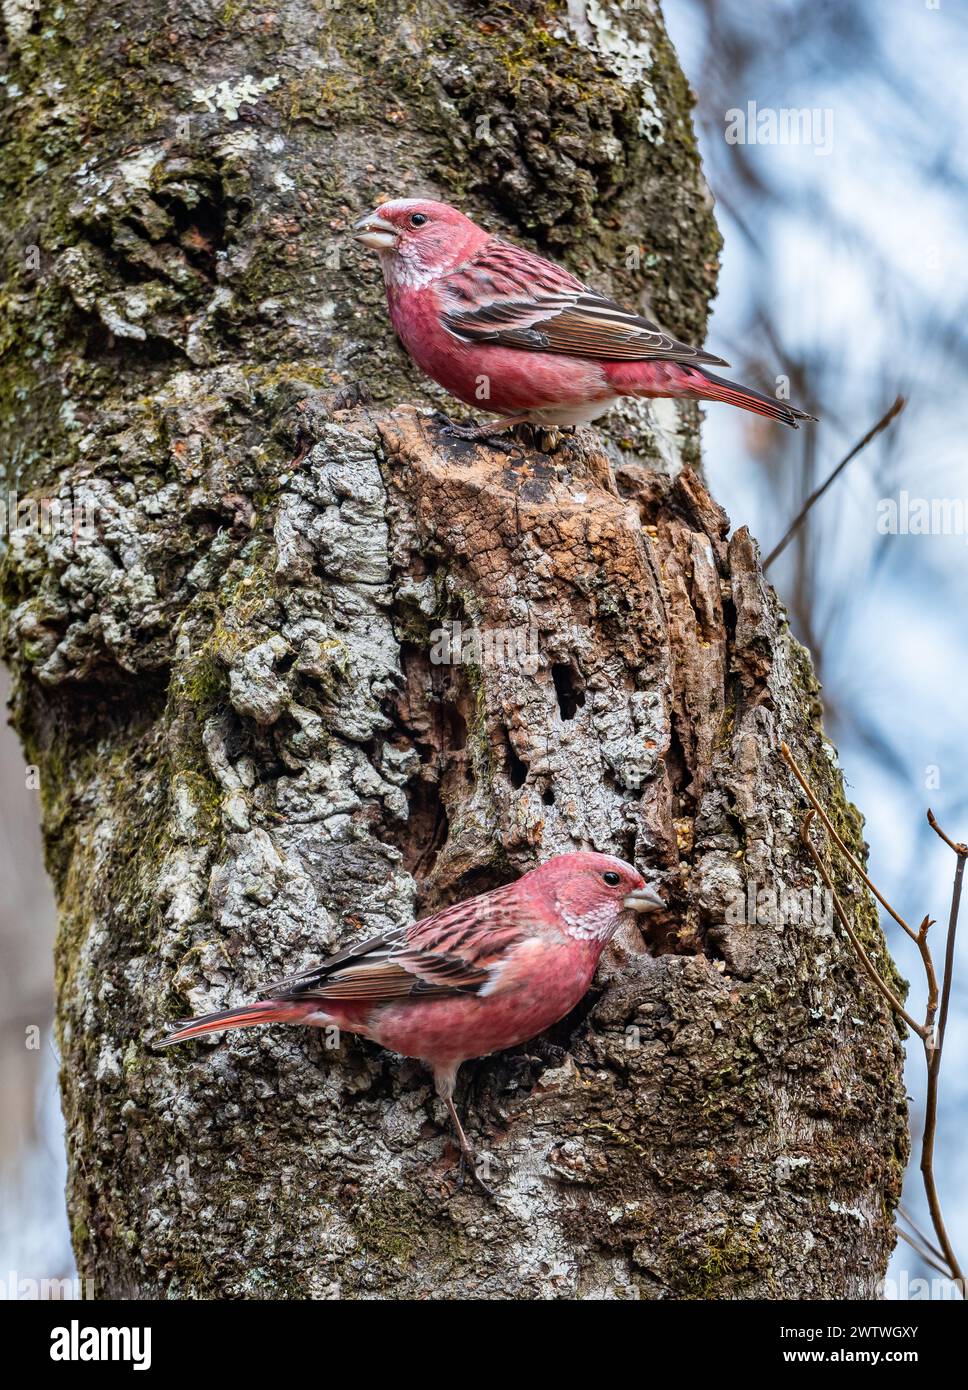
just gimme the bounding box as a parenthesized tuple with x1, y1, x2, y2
(0, 0, 907, 1298)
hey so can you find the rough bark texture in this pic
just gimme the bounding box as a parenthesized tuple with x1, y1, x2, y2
(1, 0, 907, 1298)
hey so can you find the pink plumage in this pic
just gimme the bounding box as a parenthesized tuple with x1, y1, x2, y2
(352, 198, 814, 434)
(159, 851, 664, 1193)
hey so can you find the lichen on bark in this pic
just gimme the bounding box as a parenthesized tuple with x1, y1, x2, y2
(0, 0, 906, 1298)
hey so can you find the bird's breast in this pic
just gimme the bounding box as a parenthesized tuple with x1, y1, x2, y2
(367, 937, 601, 1068)
(384, 282, 614, 417)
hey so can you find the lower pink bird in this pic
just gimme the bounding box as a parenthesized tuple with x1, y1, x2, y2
(159, 851, 663, 1193)
(352, 198, 814, 437)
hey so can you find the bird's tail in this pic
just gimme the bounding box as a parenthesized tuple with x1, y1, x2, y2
(157, 999, 322, 1048)
(692, 368, 816, 429)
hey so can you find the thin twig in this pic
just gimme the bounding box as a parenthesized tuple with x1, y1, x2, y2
(919, 812, 966, 1287)
(896, 1230, 955, 1281)
(799, 811, 923, 1035)
(929, 814, 965, 1066)
(781, 743, 919, 942)
(897, 1203, 946, 1263)
(764, 396, 907, 571)
(927, 808, 968, 859)
(780, 743, 964, 1295)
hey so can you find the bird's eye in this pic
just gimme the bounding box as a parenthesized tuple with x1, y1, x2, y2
(602, 871, 621, 886)
(409, 212, 428, 227)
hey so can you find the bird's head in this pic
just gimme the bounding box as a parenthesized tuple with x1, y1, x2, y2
(352, 198, 487, 287)
(532, 851, 665, 945)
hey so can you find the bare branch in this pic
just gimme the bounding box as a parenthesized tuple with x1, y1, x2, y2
(781, 743, 919, 942)
(799, 811, 924, 1035)
(919, 811, 966, 1288)
(896, 1229, 956, 1281)
(764, 397, 907, 571)
(898, 1203, 947, 1263)
(780, 744, 965, 1294)
(927, 808, 968, 859)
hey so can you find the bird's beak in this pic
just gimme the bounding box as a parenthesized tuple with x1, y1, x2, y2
(352, 212, 398, 250)
(623, 886, 665, 913)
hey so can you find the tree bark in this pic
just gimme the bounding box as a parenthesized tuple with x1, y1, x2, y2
(1, 0, 907, 1298)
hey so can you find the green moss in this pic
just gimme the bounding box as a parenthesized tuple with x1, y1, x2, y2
(681, 1222, 765, 1299)
(348, 1185, 467, 1271)
(180, 647, 228, 715)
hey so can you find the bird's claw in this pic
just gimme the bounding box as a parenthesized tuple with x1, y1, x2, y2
(456, 1147, 500, 1200)
(437, 416, 574, 455)
(534, 426, 562, 453)
(440, 420, 513, 449)
(507, 423, 576, 454)
(439, 419, 484, 439)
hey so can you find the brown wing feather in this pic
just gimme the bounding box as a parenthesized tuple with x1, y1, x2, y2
(445, 293, 729, 366)
(266, 883, 530, 1004)
(440, 240, 728, 367)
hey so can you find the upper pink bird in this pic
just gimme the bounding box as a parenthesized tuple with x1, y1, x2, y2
(158, 850, 663, 1193)
(352, 197, 814, 435)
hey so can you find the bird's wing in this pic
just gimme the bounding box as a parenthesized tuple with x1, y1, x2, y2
(439, 238, 728, 367)
(265, 884, 531, 1003)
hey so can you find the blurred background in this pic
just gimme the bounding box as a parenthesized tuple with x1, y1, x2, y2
(1, 0, 965, 1298)
(664, 0, 968, 1295)
(0, 665, 70, 1291)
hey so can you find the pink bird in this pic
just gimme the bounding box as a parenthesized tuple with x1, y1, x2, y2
(352, 198, 814, 439)
(159, 851, 663, 1194)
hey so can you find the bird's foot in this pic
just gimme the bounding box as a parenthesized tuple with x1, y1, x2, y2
(439, 418, 493, 440)
(438, 414, 521, 450)
(456, 1144, 501, 1200)
(441, 1085, 502, 1198)
(508, 423, 576, 454)
(534, 426, 563, 453)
